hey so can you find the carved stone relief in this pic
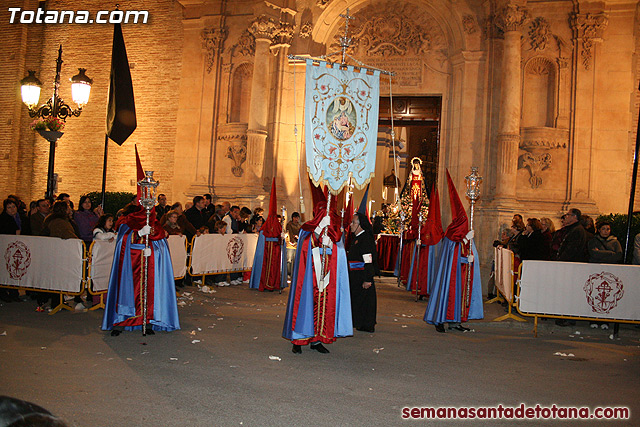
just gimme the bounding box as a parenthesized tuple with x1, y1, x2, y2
(219, 123, 249, 177)
(299, 21, 313, 38)
(329, 2, 448, 86)
(518, 127, 568, 189)
(462, 15, 477, 35)
(494, 3, 529, 33)
(201, 27, 228, 73)
(316, 0, 331, 8)
(528, 17, 550, 51)
(229, 30, 256, 57)
(570, 13, 608, 70)
(249, 15, 278, 41)
(271, 20, 296, 50)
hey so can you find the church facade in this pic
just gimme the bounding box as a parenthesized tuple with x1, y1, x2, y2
(1, 0, 639, 278)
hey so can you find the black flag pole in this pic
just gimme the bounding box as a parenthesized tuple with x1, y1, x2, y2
(623, 82, 640, 263)
(101, 18, 137, 208)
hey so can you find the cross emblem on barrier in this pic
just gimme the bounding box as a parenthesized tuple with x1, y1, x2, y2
(596, 280, 612, 305)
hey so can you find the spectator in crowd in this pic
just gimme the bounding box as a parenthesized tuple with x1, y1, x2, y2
(556, 208, 588, 262)
(0, 198, 23, 302)
(74, 196, 102, 243)
(580, 215, 596, 239)
(43, 201, 78, 239)
(588, 222, 622, 264)
(549, 214, 569, 260)
(540, 217, 555, 253)
(211, 220, 230, 287)
(0, 198, 23, 235)
(163, 210, 185, 236)
(185, 196, 210, 231)
(633, 232, 640, 265)
(249, 215, 264, 233)
(161, 202, 198, 240)
(203, 193, 215, 218)
(93, 214, 116, 241)
(223, 205, 240, 234)
(506, 215, 526, 257)
(519, 218, 549, 260)
(238, 207, 252, 232)
(30, 199, 50, 236)
(492, 226, 514, 248)
(56, 193, 70, 203)
(285, 212, 301, 276)
(221, 201, 231, 217)
(155, 193, 169, 219)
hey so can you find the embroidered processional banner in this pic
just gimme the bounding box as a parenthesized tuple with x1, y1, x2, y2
(305, 59, 381, 193)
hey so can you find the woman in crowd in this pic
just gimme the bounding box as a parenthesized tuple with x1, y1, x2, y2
(540, 217, 555, 252)
(0, 199, 23, 302)
(238, 207, 252, 233)
(519, 218, 549, 260)
(588, 222, 622, 264)
(160, 202, 197, 240)
(93, 214, 116, 242)
(163, 210, 185, 236)
(506, 215, 526, 258)
(43, 201, 78, 239)
(74, 196, 102, 243)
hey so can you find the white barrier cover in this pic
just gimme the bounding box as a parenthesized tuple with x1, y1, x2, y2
(0, 235, 84, 292)
(90, 240, 116, 292)
(167, 235, 187, 278)
(495, 247, 514, 302)
(190, 233, 258, 275)
(90, 236, 189, 291)
(519, 260, 640, 320)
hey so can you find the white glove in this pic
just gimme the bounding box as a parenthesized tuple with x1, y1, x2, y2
(463, 230, 475, 244)
(138, 225, 151, 237)
(322, 233, 332, 248)
(467, 254, 474, 263)
(143, 247, 152, 257)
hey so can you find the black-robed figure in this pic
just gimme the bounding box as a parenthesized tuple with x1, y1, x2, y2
(348, 212, 379, 333)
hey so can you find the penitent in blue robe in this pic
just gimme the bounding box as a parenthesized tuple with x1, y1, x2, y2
(282, 229, 352, 342)
(424, 238, 483, 325)
(102, 223, 180, 332)
(249, 231, 288, 291)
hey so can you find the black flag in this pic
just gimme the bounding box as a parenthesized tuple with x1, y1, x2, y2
(106, 22, 136, 145)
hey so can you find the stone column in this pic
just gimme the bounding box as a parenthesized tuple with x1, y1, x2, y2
(247, 15, 277, 183)
(494, 2, 528, 204)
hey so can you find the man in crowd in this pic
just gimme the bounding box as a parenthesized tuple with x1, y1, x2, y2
(185, 196, 210, 231)
(554, 207, 588, 327)
(203, 193, 215, 218)
(556, 208, 588, 262)
(154, 194, 169, 219)
(223, 205, 240, 234)
(285, 212, 301, 277)
(30, 199, 50, 236)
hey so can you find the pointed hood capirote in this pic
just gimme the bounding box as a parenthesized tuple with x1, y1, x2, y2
(444, 169, 469, 243)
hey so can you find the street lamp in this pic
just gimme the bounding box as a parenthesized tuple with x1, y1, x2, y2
(20, 44, 92, 198)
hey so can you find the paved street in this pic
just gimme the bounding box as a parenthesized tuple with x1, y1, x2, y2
(1, 277, 638, 426)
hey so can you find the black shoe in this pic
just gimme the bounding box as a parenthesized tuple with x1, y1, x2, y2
(310, 343, 330, 353)
(110, 330, 121, 337)
(144, 325, 155, 335)
(418, 295, 426, 301)
(449, 324, 470, 332)
(434, 324, 446, 333)
(292, 344, 302, 354)
(356, 327, 375, 333)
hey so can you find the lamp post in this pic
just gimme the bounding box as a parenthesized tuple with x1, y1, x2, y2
(20, 45, 92, 199)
